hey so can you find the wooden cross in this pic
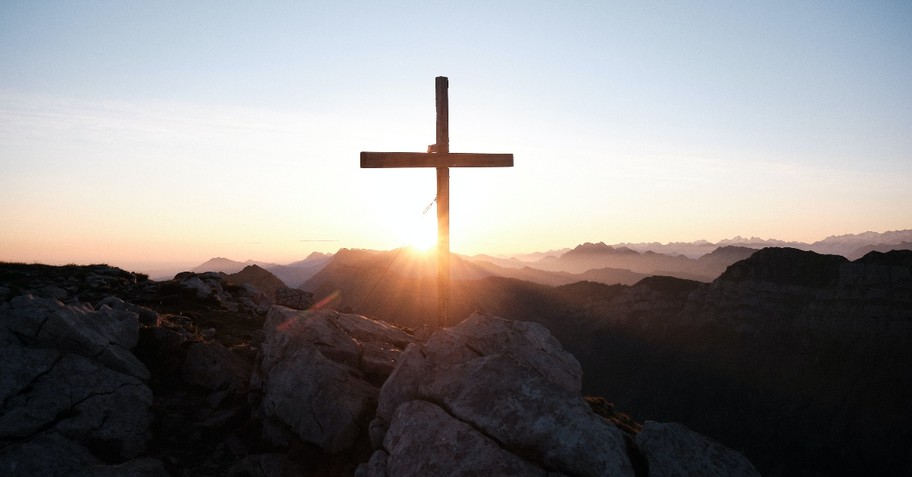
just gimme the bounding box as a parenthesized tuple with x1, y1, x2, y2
(360, 76, 514, 327)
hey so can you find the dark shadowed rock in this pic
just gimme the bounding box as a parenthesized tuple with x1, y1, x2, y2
(0, 432, 100, 477)
(0, 348, 152, 459)
(226, 453, 305, 477)
(636, 421, 760, 477)
(0, 287, 154, 470)
(274, 286, 314, 310)
(81, 457, 170, 477)
(182, 341, 252, 392)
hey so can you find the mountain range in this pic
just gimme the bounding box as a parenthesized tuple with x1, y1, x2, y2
(191, 229, 912, 290)
(612, 229, 912, 259)
(192, 251, 333, 288)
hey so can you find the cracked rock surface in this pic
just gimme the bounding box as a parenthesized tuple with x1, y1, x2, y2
(1, 292, 156, 475)
(251, 307, 414, 454)
(369, 312, 635, 477)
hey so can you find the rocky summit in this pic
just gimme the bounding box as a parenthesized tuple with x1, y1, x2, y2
(0, 262, 759, 476)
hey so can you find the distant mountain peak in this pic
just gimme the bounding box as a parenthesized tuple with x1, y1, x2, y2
(192, 257, 253, 274)
(564, 242, 642, 258)
(239, 263, 267, 273)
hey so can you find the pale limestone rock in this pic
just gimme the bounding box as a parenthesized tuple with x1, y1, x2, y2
(253, 308, 413, 453)
(374, 312, 634, 477)
(4, 294, 148, 380)
(383, 400, 548, 477)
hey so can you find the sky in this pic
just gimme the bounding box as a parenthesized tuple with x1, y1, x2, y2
(1, 1, 911, 273)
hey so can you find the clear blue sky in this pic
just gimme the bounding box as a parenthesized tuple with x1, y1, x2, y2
(2, 1, 910, 271)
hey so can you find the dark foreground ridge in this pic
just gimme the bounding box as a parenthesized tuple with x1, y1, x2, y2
(0, 262, 759, 476)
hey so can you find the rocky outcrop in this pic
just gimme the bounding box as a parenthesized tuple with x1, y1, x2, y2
(0, 263, 277, 476)
(1, 262, 764, 476)
(251, 307, 414, 453)
(378, 400, 550, 476)
(174, 271, 271, 315)
(3, 295, 149, 380)
(225, 265, 285, 303)
(182, 341, 252, 393)
(0, 294, 158, 475)
(274, 286, 314, 310)
(0, 263, 150, 305)
(362, 312, 758, 476)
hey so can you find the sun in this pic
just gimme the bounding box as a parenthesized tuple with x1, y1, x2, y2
(406, 220, 438, 252)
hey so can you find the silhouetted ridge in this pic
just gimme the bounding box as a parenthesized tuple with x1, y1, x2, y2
(854, 249, 912, 268)
(631, 275, 702, 294)
(718, 247, 848, 287)
(555, 280, 626, 301)
(698, 245, 757, 261)
(225, 264, 286, 298)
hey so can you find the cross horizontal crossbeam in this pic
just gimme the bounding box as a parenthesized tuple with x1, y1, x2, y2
(360, 152, 513, 168)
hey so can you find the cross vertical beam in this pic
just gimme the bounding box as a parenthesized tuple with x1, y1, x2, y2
(435, 76, 450, 327)
(360, 77, 513, 328)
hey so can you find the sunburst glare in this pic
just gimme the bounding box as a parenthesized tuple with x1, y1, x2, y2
(406, 219, 437, 252)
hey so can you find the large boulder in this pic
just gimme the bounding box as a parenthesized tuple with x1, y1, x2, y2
(252, 307, 414, 452)
(368, 312, 635, 477)
(0, 346, 153, 460)
(4, 295, 148, 380)
(96, 296, 160, 327)
(0, 293, 155, 471)
(381, 400, 551, 476)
